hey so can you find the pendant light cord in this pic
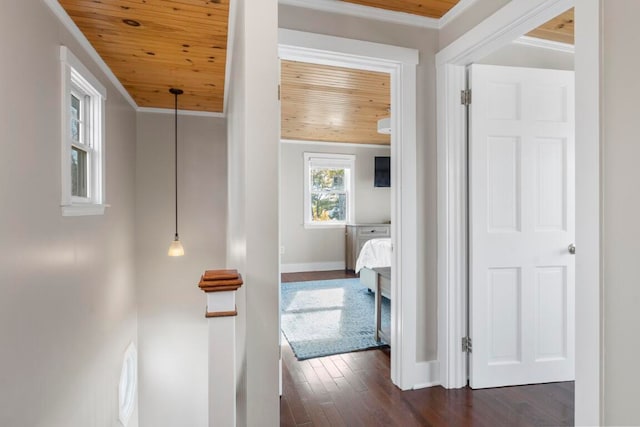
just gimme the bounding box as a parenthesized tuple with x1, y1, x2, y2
(174, 90, 179, 239)
(167, 87, 184, 256)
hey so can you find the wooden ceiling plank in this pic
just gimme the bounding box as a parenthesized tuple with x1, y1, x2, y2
(526, 8, 574, 44)
(131, 90, 223, 100)
(116, 0, 230, 14)
(281, 60, 391, 145)
(129, 96, 223, 105)
(60, 0, 229, 112)
(97, 52, 227, 69)
(283, 88, 389, 101)
(62, 7, 230, 30)
(131, 95, 222, 111)
(284, 78, 388, 90)
(62, 0, 230, 23)
(64, 13, 229, 38)
(81, 33, 227, 51)
(118, 80, 225, 91)
(108, 82, 224, 94)
(282, 90, 389, 101)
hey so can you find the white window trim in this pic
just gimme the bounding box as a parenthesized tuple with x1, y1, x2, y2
(60, 46, 108, 216)
(303, 152, 355, 228)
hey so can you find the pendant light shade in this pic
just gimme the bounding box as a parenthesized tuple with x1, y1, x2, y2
(168, 88, 185, 257)
(168, 238, 184, 257)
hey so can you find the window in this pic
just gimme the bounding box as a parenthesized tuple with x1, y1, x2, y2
(304, 153, 355, 227)
(60, 46, 107, 216)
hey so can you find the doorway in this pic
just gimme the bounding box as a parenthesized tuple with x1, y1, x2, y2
(436, 0, 601, 424)
(278, 29, 420, 389)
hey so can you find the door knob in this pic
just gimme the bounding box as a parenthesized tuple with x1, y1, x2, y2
(568, 244, 576, 255)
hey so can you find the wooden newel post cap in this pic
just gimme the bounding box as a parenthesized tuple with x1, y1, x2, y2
(198, 269, 243, 293)
(198, 269, 243, 318)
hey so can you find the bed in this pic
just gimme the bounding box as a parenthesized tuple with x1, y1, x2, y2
(355, 238, 392, 275)
(355, 238, 392, 343)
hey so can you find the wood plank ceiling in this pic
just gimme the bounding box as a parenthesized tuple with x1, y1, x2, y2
(58, 0, 572, 118)
(59, 0, 229, 112)
(526, 8, 574, 45)
(342, 0, 460, 19)
(281, 61, 391, 145)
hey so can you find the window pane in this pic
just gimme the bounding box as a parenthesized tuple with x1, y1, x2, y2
(311, 192, 346, 222)
(71, 146, 87, 197)
(71, 94, 80, 119)
(71, 119, 80, 142)
(311, 168, 345, 192)
(71, 94, 81, 142)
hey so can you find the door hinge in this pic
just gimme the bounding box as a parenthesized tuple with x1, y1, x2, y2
(278, 84, 281, 101)
(461, 89, 472, 106)
(462, 336, 472, 353)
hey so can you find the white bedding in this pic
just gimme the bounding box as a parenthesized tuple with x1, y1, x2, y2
(355, 238, 392, 273)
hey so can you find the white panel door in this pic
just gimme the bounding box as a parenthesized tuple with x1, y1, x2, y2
(469, 64, 575, 389)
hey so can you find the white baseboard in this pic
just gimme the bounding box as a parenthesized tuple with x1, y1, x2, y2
(280, 261, 345, 273)
(411, 360, 441, 389)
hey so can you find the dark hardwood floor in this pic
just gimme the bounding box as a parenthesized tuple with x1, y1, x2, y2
(280, 271, 575, 427)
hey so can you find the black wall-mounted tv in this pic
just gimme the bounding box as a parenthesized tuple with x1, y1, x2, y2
(374, 156, 391, 188)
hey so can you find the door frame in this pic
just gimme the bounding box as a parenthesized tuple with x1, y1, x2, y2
(278, 29, 424, 390)
(435, 0, 602, 424)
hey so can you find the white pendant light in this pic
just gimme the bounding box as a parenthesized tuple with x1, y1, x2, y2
(168, 239, 184, 257)
(377, 117, 391, 134)
(168, 88, 185, 257)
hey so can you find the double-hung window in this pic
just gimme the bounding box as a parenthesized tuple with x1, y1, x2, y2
(304, 153, 355, 227)
(60, 46, 107, 216)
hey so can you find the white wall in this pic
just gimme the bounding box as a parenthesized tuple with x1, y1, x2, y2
(280, 142, 391, 267)
(226, 0, 248, 421)
(477, 42, 574, 70)
(227, 0, 280, 425)
(602, 1, 640, 424)
(0, 2, 138, 426)
(135, 113, 227, 427)
(279, 4, 438, 361)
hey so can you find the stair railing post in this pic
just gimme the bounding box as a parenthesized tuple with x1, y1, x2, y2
(198, 270, 244, 427)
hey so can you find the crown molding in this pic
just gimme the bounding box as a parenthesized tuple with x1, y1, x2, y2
(513, 35, 575, 53)
(279, 0, 439, 29)
(222, 0, 237, 115)
(281, 139, 390, 149)
(137, 107, 225, 118)
(43, 0, 138, 110)
(279, 0, 479, 29)
(279, 29, 420, 70)
(439, 0, 479, 28)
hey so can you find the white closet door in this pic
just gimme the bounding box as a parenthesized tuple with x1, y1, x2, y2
(469, 64, 575, 389)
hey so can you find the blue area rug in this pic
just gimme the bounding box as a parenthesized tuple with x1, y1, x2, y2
(280, 278, 390, 360)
